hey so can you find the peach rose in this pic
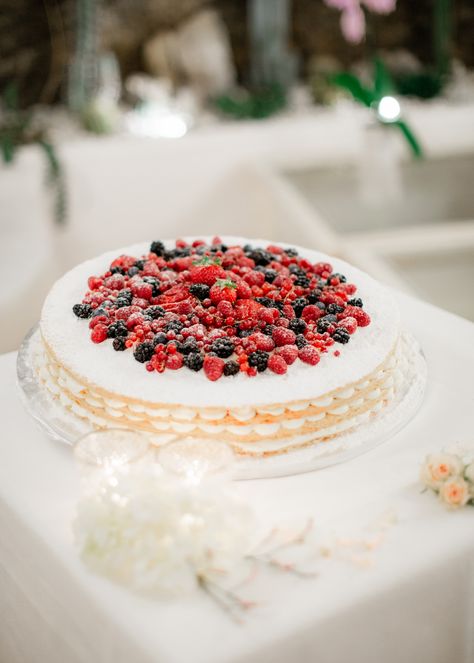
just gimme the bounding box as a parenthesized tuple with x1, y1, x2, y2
(439, 477, 470, 509)
(420, 453, 463, 490)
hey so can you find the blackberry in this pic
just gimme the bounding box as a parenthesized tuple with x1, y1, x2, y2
(143, 277, 160, 296)
(178, 337, 199, 355)
(184, 352, 204, 371)
(72, 303, 92, 319)
(195, 245, 208, 255)
(189, 283, 210, 300)
(91, 307, 109, 318)
(133, 342, 154, 363)
(115, 298, 130, 309)
(237, 329, 252, 338)
(150, 241, 165, 256)
(289, 264, 306, 276)
(164, 320, 184, 333)
(127, 266, 139, 277)
(152, 333, 168, 347)
(223, 360, 240, 377)
(246, 248, 272, 266)
(306, 289, 322, 304)
(292, 297, 307, 317)
(210, 243, 228, 253)
(272, 301, 285, 312)
(248, 350, 269, 372)
(333, 329, 350, 344)
(211, 337, 234, 358)
(255, 297, 273, 308)
(110, 266, 126, 275)
(289, 318, 307, 334)
(262, 324, 275, 336)
(327, 272, 347, 284)
(107, 321, 128, 338)
(317, 315, 338, 334)
(295, 334, 307, 349)
(134, 259, 146, 270)
(284, 247, 298, 257)
(326, 303, 344, 315)
(112, 337, 126, 351)
(120, 289, 133, 301)
(294, 275, 310, 289)
(348, 297, 363, 308)
(146, 305, 165, 319)
(264, 269, 278, 283)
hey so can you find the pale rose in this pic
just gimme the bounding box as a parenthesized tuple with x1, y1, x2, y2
(420, 453, 464, 490)
(439, 477, 470, 509)
(465, 462, 474, 484)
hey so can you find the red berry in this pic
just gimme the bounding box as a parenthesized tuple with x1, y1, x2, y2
(339, 316, 357, 334)
(209, 279, 237, 305)
(272, 327, 296, 347)
(299, 345, 320, 365)
(166, 353, 184, 370)
(203, 355, 225, 381)
(87, 276, 103, 291)
(251, 332, 275, 352)
(236, 280, 252, 298)
(132, 282, 153, 300)
(217, 300, 234, 317)
(126, 312, 145, 329)
(342, 306, 371, 327)
(268, 354, 287, 375)
(190, 261, 226, 286)
(301, 305, 324, 322)
(276, 344, 298, 365)
(91, 324, 108, 343)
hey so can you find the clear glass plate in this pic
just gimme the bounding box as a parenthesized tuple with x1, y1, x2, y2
(17, 325, 427, 480)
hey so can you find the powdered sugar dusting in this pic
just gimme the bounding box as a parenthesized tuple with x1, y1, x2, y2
(40, 237, 400, 408)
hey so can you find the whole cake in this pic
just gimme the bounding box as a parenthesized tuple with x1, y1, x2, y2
(35, 236, 407, 457)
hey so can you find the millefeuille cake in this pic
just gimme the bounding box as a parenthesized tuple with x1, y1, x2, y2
(35, 236, 408, 457)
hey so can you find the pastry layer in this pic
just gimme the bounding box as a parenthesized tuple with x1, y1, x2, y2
(34, 332, 409, 457)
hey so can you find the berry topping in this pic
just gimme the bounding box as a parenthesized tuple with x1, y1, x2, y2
(298, 345, 320, 365)
(203, 355, 225, 381)
(74, 239, 371, 379)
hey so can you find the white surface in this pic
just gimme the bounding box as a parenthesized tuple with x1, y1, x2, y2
(1, 291, 474, 663)
(40, 238, 398, 407)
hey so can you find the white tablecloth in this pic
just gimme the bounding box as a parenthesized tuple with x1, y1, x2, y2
(1, 292, 474, 663)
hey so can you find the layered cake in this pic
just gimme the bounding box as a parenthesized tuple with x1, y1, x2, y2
(35, 236, 408, 457)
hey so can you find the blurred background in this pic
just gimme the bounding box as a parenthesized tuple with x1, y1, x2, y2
(1, 0, 473, 352)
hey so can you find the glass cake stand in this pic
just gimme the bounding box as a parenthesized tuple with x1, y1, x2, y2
(17, 325, 427, 480)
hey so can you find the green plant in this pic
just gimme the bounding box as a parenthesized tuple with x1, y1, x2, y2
(0, 84, 66, 224)
(330, 58, 423, 159)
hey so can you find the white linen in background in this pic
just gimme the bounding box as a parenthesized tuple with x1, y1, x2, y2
(0, 291, 473, 663)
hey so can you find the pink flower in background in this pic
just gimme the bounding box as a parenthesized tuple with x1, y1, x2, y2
(324, 0, 396, 44)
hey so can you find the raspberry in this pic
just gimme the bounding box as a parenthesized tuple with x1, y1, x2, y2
(275, 344, 298, 365)
(299, 345, 320, 365)
(268, 354, 287, 374)
(342, 306, 371, 327)
(87, 276, 102, 290)
(272, 327, 296, 347)
(126, 312, 145, 329)
(166, 353, 184, 370)
(244, 270, 265, 287)
(132, 282, 153, 300)
(301, 305, 324, 322)
(250, 332, 275, 352)
(90, 324, 108, 343)
(339, 316, 357, 334)
(236, 280, 252, 299)
(203, 355, 225, 381)
(216, 300, 234, 317)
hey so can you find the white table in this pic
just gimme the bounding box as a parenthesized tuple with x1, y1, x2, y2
(1, 292, 474, 663)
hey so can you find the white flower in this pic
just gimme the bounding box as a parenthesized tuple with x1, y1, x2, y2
(420, 453, 464, 490)
(73, 468, 255, 595)
(439, 477, 470, 509)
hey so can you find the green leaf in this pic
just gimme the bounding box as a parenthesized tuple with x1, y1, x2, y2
(329, 73, 375, 107)
(373, 57, 395, 99)
(392, 120, 423, 159)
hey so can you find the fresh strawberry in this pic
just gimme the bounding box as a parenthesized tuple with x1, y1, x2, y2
(203, 355, 225, 381)
(190, 257, 226, 286)
(209, 279, 237, 305)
